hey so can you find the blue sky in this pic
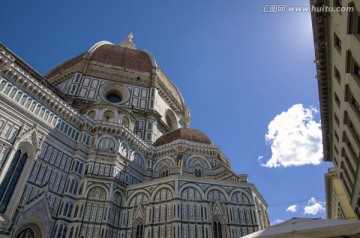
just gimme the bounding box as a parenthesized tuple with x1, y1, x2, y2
(1, 0, 332, 224)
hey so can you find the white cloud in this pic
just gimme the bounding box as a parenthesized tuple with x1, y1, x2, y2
(271, 219, 284, 225)
(260, 104, 323, 168)
(303, 197, 326, 215)
(286, 205, 298, 213)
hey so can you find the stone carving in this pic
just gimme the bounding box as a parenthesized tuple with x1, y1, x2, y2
(12, 196, 53, 238)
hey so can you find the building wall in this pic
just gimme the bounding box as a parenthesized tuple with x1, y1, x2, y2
(312, 0, 360, 218)
(0, 42, 269, 238)
(325, 167, 357, 220)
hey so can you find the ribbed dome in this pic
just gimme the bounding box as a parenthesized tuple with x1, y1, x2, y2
(44, 38, 188, 121)
(89, 44, 153, 71)
(46, 41, 156, 79)
(155, 128, 212, 146)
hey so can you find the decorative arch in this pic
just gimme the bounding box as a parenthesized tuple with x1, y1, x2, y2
(186, 155, 211, 169)
(98, 136, 116, 150)
(16, 140, 37, 160)
(11, 196, 52, 238)
(103, 110, 116, 122)
(119, 141, 129, 158)
(205, 187, 229, 203)
(13, 222, 44, 238)
(86, 185, 108, 201)
(131, 152, 145, 169)
(111, 189, 125, 202)
(212, 216, 225, 238)
(122, 116, 130, 128)
(87, 110, 96, 119)
(179, 185, 204, 201)
(113, 191, 123, 207)
(126, 191, 150, 207)
(132, 218, 144, 238)
(150, 184, 174, 202)
(153, 157, 175, 173)
(212, 214, 226, 223)
(165, 109, 178, 131)
(229, 189, 253, 205)
(179, 183, 205, 197)
(117, 108, 136, 127)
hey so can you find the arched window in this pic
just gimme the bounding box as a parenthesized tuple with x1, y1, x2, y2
(57, 224, 63, 238)
(58, 203, 64, 216)
(103, 110, 115, 122)
(16, 228, 35, 238)
(75, 227, 79, 238)
(74, 205, 79, 218)
(120, 143, 129, 158)
(80, 205, 84, 218)
(133, 153, 145, 168)
(207, 189, 226, 203)
(160, 167, 169, 177)
(69, 179, 75, 193)
(154, 188, 173, 202)
(79, 163, 83, 174)
(231, 191, 250, 205)
(135, 224, 144, 238)
(87, 187, 106, 200)
(165, 110, 178, 131)
(74, 161, 79, 172)
(69, 227, 74, 238)
(122, 116, 130, 128)
(98, 137, 115, 150)
(85, 165, 89, 175)
(129, 193, 149, 207)
(74, 181, 78, 194)
(68, 204, 73, 217)
(0, 150, 27, 212)
(62, 226, 67, 238)
(181, 187, 202, 200)
(63, 203, 69, 216)
(114, 192, 122, 206)
(88, 110, 96, 119)
(194, 168, 202, 177)
(213, 222, 222, 238)
(79, 182, 84, 195)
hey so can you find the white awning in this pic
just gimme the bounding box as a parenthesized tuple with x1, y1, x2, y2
(243, 217, 360, 238)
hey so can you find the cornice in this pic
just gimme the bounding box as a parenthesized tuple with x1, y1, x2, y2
(0, 42, 64, 97)
(154, 69, 185, 115)
(90, 123, 155, 156)
(153, 139, 231, 167)
(0, 46, 84, 128)
(311, 0, 332, 162)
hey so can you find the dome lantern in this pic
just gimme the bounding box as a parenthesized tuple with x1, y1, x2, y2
(119, 33, 136, 49)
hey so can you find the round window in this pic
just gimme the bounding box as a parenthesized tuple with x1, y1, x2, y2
(106, 91, 122, 103)
(100, 83, 130, 104)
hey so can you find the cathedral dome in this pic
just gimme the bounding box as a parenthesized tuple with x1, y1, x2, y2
(155, 128, 212, 146)
(45, 35, 189, 125)
(46, 40, 156, 79)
